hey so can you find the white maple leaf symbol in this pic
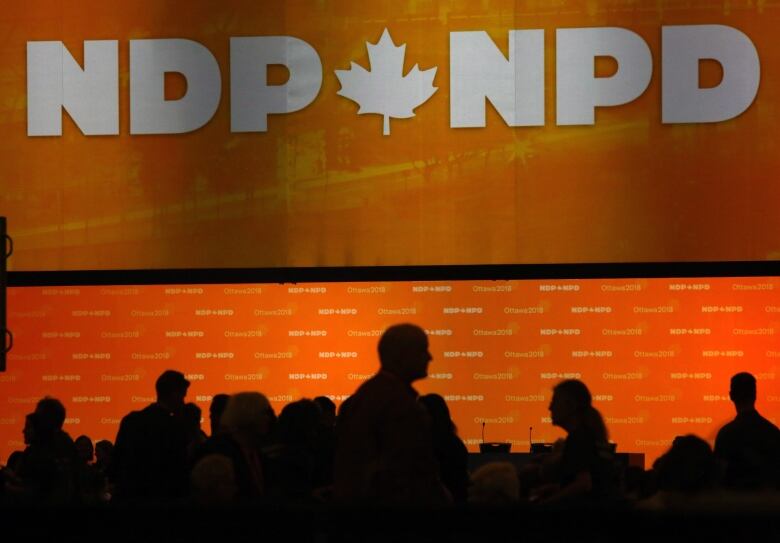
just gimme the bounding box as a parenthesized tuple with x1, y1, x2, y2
(335, 28, 438, 136)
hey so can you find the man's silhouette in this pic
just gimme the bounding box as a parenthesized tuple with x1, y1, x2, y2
(110, 370, 191, 502)
(714, 372, 780, 490)
(12, 399, 77, 503)
(333, 323, 449, 505)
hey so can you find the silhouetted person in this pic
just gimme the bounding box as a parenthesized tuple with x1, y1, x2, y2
(533, 379, 616, 504)
(34, 397, 77, 470)
(418, 393, 469, 504)
(73, 435, 106, 504)
(74, 435, 94, 465)
(312, 395, 337, 491)
(639, 434, 719, 510)
(209, 393, 231, 437)
(110, 370, 191, 503)
(313, 396, 337, 429)
(714, 372, 780, 490)
(656, 434, 718, 493)
(22, 412, 36, 447)
(264, 399, 328, 503)
(5, 451, 23, 474)
(15, 400, 77, 504)
(192, 392, 273, 502)
(93, 440, 113, 501)
(94, 440, 113, 475)
(184, 402, 208, 457)
(334, 323, 449, 505)
(5, 413, 36, 473)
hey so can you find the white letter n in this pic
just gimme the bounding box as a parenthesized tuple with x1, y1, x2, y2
(27, 40, 118, 136)
(450, 30, 544, 128)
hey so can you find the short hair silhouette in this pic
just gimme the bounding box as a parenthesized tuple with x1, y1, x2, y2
(35, 397, 66, 432)
(313, 396, 336, 416)
(155, 369, 190, 398)
(278, 399, 321, 446)
(378, 323, 426, 366)
(376, 323, 431, 383)
(210, 394, 230, 416)
(729, 372, 757, 404)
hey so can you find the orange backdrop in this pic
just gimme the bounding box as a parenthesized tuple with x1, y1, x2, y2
(1, 1, 779, 270)
(1, 276, 778, 466)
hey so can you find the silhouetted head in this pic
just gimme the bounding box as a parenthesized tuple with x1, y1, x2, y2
(418, 393, 456, 436)
(22, 412, 38, 445)
(654, 434, 717, 493)
(209, 394, 231, 436)
(549, 380, 607, 440)
(95, 440, 113, 465)
(729, 372, 757, 410)
(377, 323, 432, 384)
(550, 380, 591, 428)
(220, 392, 273, 443)
(155, 370, 190, 413)
(74, 435, 94, 463)
(183, 402, 202, 433)
(278, 399, 321, 447)
(313, 395, 337, 428)
(35, 397, 66, 435)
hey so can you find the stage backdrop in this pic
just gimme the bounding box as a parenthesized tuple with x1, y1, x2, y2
(1, 276, 778, 465)
(1, 1, 779, 270)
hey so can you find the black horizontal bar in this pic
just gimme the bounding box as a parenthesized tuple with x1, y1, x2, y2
(8, 260, 780, 287)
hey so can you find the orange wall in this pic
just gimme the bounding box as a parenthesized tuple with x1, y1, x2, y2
(1, 277, 778, 466)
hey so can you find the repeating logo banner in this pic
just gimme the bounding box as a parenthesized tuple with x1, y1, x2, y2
(1, 277, 778, 465)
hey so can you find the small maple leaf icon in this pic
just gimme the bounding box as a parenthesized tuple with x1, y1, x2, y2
(335, 28, 438, 136)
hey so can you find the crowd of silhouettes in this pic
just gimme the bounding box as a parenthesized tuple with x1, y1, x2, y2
(0, 323, 778, 509)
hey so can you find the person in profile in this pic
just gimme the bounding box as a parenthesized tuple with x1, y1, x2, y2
(183, 402, 208, 456)
(714, 372, 780, 490)
(73, 435, 105, 505)
(418, 393, 470, 504)
(12, 399, 78, 504)
(531, 379, 616, 504)
(209, 393, 231, 437)
(109, 370, 191, 503)
(334, 323, 449, 506)
(94, 439, 113, 475)
(313, 396, 337, 430)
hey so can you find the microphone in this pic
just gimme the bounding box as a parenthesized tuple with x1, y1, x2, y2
(481, 421, 486, 443)
(529, 426, 533, 452)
